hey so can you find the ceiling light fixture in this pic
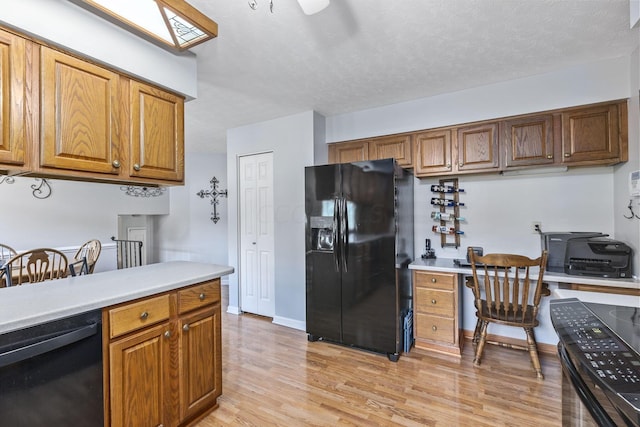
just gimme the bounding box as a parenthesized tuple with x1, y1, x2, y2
(74, 0, 218, 51)
(248, 0, 330, 15)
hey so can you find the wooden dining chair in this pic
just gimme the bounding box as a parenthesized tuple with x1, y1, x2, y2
(70, 239, 102, 275)
(467, 248, 549, 379)
(2, 248, 69, 286)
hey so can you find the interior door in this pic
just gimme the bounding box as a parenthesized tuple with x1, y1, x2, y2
(239, 152, 275, 317)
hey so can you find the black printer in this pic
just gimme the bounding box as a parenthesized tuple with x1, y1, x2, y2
(564, 236, 633, 278)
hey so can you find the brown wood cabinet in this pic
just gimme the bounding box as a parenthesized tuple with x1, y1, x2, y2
(328, 140, 369, 164)
(105, 279, 222, 427)
(414, 130, 453, 175)
(0, 28, 35, 171)
(40, 47, 122, 176)
(368, 134, 412, 167)
(0, 25, 185, 186)
(502, 114, 556, 168)
(456, 122, 499, 172)
(129, 79, 185, 182)
(413, 270, 462, 357)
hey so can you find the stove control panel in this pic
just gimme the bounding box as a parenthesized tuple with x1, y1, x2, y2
(551, 298, 640, 422)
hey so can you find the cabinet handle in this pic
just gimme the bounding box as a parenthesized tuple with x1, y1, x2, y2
(446, 163, 451, 169)
(431, 299, 437, 304)
(546, 155, 553, 159)
(140, 311, 149, 320)
(183, 324, 190, 332)
(432, 325, 437, 332)
(431, 278, 436, 283)
(564, 153, 571, 157)
(133, 163, 141, 171)
(112, 160, 121, 168)
(199, 293, 205, 301)
(164, 331, 171, 338)
(459, 162, 463, 167)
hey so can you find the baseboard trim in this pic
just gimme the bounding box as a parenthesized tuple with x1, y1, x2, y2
(272, 316, 305, 331)
(226, 305, 241, 315)
(462, 330, 557, 355)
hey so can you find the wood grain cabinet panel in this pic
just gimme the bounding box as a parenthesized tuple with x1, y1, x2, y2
(456, 122, 499, 172)
(502, 114, 555, 168)
(413, 270, 462, 357)
(105, 279, 222, 427)
(0, 29, 33, 170)
(414, 130, 453, 176)
(40, 47, 121, 175)
(368, 134, 412, 167)
(561, 103, 622, 164)
(129, 80, 184, 182)
(328, 140, 369, 164)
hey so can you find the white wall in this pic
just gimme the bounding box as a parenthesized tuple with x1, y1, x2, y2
(226, 111, 315, 328)
(156, 152, 229, 270)
(0, 0, 198, 98)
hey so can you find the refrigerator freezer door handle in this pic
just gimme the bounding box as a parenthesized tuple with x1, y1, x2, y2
(341, 197, 349, 272)
(333, 197, 340, 272)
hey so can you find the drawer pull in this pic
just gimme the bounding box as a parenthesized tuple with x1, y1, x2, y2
(199, 293, 205, 301)
(164, 331, 171, 338)
(140, 311, 149, 320)
(431, 299, 437, 304)
(432, 325, 437, 332)
(431, 278, 436, 283)
(183, 324, 190, 332)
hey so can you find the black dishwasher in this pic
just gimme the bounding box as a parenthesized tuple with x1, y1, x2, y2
(0, 310, 103, 426)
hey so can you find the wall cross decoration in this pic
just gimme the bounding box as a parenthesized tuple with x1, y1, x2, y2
(196, 177, 228, 224)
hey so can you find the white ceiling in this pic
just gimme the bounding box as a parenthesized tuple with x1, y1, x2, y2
(184, 0, 637, 153)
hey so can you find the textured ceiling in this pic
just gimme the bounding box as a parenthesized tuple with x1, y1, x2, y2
(185, 0, 637, 153)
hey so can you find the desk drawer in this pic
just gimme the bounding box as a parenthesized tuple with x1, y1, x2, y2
(108, 294, 171, 339)
(416, 313, 455, 344)
(178, 279, 220, 314)
(414, 271, 455, 290)
(415, 288, 454, 317)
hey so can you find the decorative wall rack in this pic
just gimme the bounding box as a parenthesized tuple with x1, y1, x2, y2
(430, 177, 464, 248)
(196, 176, 228, 224)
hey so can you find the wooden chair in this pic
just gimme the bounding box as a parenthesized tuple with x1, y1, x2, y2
(467, 248, 549, 379)
(2, 248, 69, 286)
(70, 239, 102, 275)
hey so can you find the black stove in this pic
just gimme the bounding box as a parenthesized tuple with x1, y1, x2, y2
(550, 298, 640, 426)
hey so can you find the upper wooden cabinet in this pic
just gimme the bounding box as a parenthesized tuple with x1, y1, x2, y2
(368, 134, 412, 167)
(0, 29, 34, 171)
(456, 122, 499, 172)
(40, 47, 122, 175)
(561, 102, 626, 165)
(129, 80, 184, 182)
(328, 140, 369, 164)
(502, 114, 556, 168)
(0, 25, 185, 186)
(414, 130, 453, 175)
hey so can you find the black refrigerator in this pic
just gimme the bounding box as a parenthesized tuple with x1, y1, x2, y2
(305, 158, 414, 361)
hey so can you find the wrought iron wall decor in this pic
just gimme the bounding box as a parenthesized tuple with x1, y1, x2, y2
(120, 185, 166, 197)
(0, 175, 15, 185)
(31, 178, 52, 199)
(197, 176, 228, 224)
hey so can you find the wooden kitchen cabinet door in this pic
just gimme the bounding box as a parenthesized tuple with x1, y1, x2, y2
(502, 114, 555, 168)
(0, 29, 34, 170)
(414, 130, 453, 176)
(368, 134, 412, 167)
(561, 103, 622, 164)
(456, 122, 499, 172)
(328, 140, 369, 164)
(109, 322, 174, 427)
(129, 80, 184, 182)
(40, 47, 122, 175)
(179, 304, 222, 421)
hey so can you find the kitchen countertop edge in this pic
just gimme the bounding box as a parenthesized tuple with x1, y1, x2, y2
(0, 261, 234, 335)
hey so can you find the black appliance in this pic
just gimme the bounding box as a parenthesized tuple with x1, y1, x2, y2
(0, 310, 104, 426)
(550, 298, 640, 426)
(305, 158, 414, 361)
(565, 237, 633, 278)
(540, 232, 606, 273)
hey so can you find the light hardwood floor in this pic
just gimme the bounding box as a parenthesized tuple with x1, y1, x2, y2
(197, 286, 563, 426)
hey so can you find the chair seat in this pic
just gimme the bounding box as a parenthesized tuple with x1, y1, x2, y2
(478, 301, 539, 327)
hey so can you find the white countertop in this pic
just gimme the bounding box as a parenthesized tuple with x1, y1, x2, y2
(409, 258, 640, 290)
(0, 261, 234, 334)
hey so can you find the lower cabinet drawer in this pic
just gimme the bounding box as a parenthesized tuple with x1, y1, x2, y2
(416, 313, 455, 344)
(108, 294, 171, 338)
(415, 287, 454, 317)
(178, 279, 221, 314)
